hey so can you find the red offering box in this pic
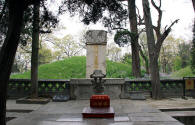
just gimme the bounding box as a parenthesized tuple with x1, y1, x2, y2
(90, 95, 110, 108)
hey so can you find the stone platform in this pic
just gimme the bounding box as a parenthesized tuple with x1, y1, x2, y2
(82, 107, 114, 118)
(7, 99, 183, 125)
(82, 95, 115, 118)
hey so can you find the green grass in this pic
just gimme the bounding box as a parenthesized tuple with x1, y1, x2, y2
(171, 66, 195, 78)
(11, 56, 132, 79)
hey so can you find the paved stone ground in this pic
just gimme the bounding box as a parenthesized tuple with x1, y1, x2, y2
(6, 99, 44, 118)
(146, 98, 195, 118)
(6, 99, 183, 125)
(146, 98, 195, 109)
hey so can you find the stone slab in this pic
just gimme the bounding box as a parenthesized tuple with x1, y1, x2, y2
(82, 107, 114, 118)
(109, 122, 133, 125)
(130, 115, 177, 122)
(133, 121, 183, 125)
(16, 97, 50, 104)
(129, 92, 146, 100)
(6, 100, 43, 110)
(86, 45, 106, 78)
(56, 117, 83, 122)
(166, 111, 195, 117)
(114, 116, 129, 122)
(52, 94, 70, 102)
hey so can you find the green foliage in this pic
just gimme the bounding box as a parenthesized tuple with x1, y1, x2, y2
(11, 56, 133, 79)
(60, 0, 128, 30)
(38, 45, 53, 65)
(191, 22, 195, 73)
(52, 35, 83, 58)
(114, 30, 137, 47)
(178, 43, 191, 68)
(172, 56, 182, 71)
(106, 60, 132, 78)
(171, 66, 195, 78)
(121, 53, 132, 64)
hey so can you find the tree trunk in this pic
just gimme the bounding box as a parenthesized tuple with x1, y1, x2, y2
(142, 0, 161, 99)
(140, 48, 149, 74)
(192, 0, 195, 11)
(128, 0, 141, 78)
(0, 1, 25, 125)
(31, 1, 40, 98)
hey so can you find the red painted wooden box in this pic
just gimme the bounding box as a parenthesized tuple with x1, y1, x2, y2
(90, 95, 110, 108)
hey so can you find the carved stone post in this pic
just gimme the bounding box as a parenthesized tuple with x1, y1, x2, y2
(86, 30, 107, 78)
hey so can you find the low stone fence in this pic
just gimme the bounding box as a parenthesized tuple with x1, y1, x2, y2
(8, 79, 70, 99)
(125, 78, 195, 98)
(7, 78, 195, 99)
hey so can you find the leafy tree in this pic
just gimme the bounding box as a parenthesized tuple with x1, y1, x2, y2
(51, 35, 84, 58)
(59, 0, 127, 26)
(178, 42, 191, 68)
(0, 1, 29, 124)
(114, 30, 150, 75)
(25, 1, 58, 98)
(12, 42, 31, 73)
(122, 53, 132, 64)
(38, 44, 53, 65)
(173, 56, 182, 71)
(31, 0, 40, 98)
(0, 0, 58, 123)
(159, 35, 179, 73)
(110, 0, 141, 78)
(127, 0, 141, 77)
(106, 43, 122, 62)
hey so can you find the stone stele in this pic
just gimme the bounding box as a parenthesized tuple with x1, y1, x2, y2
(86, 30, 107, 78)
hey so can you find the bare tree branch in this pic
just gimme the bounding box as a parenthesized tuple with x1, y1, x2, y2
(151, 0, 162, 32)
(136, 6, 145, 26)
(155, 19, 179, 57)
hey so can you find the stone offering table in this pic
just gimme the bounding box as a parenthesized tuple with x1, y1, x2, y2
(82, 70, 115, 118)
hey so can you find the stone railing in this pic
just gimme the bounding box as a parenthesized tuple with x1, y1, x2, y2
(7, 78, 195, 99)
(8, 79, 70, 98)
(125, 79, 195, 98)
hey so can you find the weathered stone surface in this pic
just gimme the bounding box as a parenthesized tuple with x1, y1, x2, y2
(7, 99, 183, 125)
(114, 116, 130, 122)
(129, 92, 146, 100)
(86, 30, 107, 45)
(86, 45, 106, 78)
(86, 30, 107, 78)
(16, 97, 50, 104)
(52, 94, 70, 102)
(82, 107, 114, 118)
(70, 78, 125, 99)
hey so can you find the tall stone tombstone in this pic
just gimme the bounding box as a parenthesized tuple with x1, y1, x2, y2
(86, 30, 107, 78)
